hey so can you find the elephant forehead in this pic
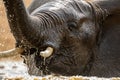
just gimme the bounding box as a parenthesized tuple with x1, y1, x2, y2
(30, 0, 94, 24)
(30, 2, 71, 15)
(31, 0, 88, 15)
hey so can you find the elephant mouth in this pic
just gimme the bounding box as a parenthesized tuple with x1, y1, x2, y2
(35, 46, 69, 75)
(32, 46, 57, 75)
(37, 47, 76, 75)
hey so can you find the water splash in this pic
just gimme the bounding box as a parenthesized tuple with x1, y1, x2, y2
(0, 59, 29, 77)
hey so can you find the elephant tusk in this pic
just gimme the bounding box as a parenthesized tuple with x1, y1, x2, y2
(0, 48, 24, 58)
(40, 47, 54, 58)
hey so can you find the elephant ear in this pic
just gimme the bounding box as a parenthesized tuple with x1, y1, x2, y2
(92, 0, 120, 15)
(27, 0, 54, 13)
(88, 1, 120, 76)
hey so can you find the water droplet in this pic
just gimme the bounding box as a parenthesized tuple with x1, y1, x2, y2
(43, 58, 46, 65)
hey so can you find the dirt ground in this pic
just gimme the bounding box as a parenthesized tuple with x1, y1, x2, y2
(0, 0, 32, 51)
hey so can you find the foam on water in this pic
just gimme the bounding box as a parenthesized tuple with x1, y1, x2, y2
(0, 59, 29, 77)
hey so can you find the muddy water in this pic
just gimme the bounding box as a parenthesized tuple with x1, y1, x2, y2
(0, 56, 29, 78)
(0, 61, 28, 76)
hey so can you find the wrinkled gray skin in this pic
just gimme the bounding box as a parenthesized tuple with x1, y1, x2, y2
(2, 0, 120, 77)
(27, 0, 53, 13)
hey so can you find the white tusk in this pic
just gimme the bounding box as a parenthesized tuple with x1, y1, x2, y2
(0, 48, 24, 58)
(40, 47, 54, 58)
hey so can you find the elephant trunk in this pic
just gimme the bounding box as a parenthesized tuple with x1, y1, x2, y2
(3, 0, 27, 40)
(3, 0, 41, 46)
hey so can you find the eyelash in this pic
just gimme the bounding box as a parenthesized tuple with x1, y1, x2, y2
(67, 22, 78, 31)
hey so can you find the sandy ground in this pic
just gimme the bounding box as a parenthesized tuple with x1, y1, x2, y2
(0, 0, 15, 51)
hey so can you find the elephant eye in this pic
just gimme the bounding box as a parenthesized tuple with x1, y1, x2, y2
(67, 22, 77, 30)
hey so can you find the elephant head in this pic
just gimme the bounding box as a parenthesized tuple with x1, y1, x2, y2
(1, 0, 120, 77)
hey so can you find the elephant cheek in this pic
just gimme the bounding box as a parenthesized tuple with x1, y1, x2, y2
(48, 60, 70, 75)
(48, 60, 86, 75)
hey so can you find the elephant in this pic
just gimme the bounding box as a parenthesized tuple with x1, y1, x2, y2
(0, 0, 120, 77)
